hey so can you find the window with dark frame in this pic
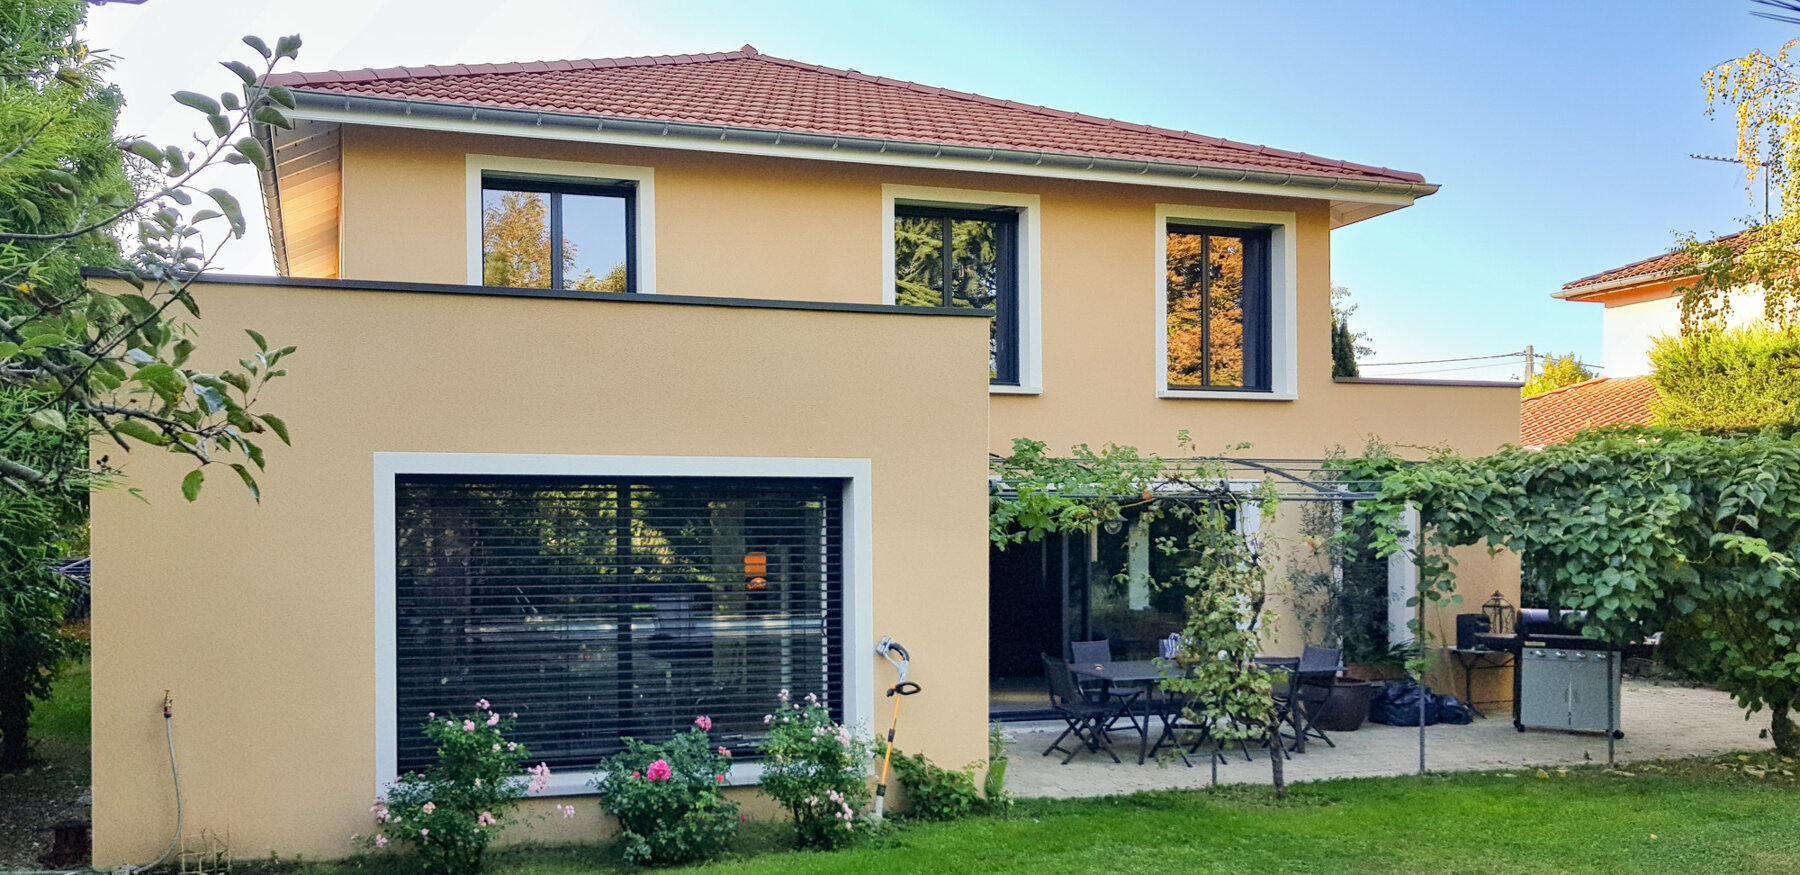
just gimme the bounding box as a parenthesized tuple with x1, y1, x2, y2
(893, 205, 1020, 385)
(481, 175, 636, 292)
(1165, 224, 1271, 391)
(392, 474, 845, 772)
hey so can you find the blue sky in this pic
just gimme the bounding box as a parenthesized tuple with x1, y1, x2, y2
(85, 0, 1789, 379)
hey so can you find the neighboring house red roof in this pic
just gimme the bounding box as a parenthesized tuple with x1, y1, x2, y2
(1560, 231, 1751, 293)
(1519, 376, 1659, 447)
(266, 45, 1426, 187)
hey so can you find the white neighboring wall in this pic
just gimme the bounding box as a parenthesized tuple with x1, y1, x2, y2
(1600, 287, 1767, 376)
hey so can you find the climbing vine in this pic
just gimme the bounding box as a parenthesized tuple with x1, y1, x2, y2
(1377, 427, 1800, 754)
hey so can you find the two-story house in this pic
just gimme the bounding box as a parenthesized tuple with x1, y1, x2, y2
(90, 47, 1520, 863)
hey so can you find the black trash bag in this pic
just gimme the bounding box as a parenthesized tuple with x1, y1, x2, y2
(1436, 694, 1475, 725)
(1368, 679, 1440, 726)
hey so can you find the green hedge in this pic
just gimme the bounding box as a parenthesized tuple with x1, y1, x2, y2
(1649, 324, 1800, 433)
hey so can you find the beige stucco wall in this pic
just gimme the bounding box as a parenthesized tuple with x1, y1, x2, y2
(1580, 278, 1770, 377)
(89, 280, 989, 865)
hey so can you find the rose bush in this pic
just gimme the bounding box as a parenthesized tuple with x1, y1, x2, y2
(364, 700, 567, 875)
(589, 716, 739, 866)
(758, 691, 872, 849)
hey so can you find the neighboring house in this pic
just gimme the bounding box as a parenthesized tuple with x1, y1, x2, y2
(1556, 232, 1761, 376)
(1519, 376, 1659, 448)
(90, 46, 1521, 863)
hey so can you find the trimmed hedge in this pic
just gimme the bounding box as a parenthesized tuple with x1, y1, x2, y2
(1649, 324, 1800, 433)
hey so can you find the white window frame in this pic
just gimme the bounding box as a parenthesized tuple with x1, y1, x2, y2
(882, 184, 1042, 395)
(372, 452, 874, 797)
(1153, 204, 1298, 400)
(466, 154, 657, 293)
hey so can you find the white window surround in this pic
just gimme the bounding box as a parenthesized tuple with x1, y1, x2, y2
(465, 154, 657, 293)
(372, 452, 875, 798)
(1153, 204, 1299, 401)
(882, 184, 1043, 395)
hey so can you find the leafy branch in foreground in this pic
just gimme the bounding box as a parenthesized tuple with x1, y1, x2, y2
(0, 0, 302, 499)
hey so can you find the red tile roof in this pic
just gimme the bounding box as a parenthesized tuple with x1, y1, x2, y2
(267, 46, 1427, 187)
(1519, 376, 1659, 447)
(1561, 232, 1751, 292)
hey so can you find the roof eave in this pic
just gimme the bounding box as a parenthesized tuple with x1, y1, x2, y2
(261, 89, 1440, 209)
(1553, 270, 1685, 301)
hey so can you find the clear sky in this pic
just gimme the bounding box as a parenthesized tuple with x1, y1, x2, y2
(81, 0, 1791, 380)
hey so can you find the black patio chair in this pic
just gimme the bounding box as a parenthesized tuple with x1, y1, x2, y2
(1293, 644, 1342, 750)
(1041, 654, 1125, 764)
(1069, 638, 1141, 735)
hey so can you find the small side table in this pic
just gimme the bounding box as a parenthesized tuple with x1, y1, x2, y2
(1448, 648, 1514, 718)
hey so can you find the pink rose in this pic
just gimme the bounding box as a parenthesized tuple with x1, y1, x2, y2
(718, 746, 732, 757)
(560, 804, 576, 819)
(462, 720, 475, 732)
(486, 712, 500, 727)
(476, 698, 490, 710)
(646, 759, 673, 782)
(374, 834, 387, 848)
(476, 812, 496, 826)
(694, 715, 712, 731)
(419, 829, 429, 838)
(421, 802, 435, 814)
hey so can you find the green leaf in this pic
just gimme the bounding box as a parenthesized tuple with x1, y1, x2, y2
(243, 35, 272, 59)
(221, 60, 258, 85)
(260, 412, 291, 445)
(234, 137, 268, 172)
(0, 342, 18, 360)
(251, 105, 290, 128)
(28, 409, 66, 432)
(230, 463, 261, 502)
(206, 188, 246, 236)
(267, 84, 296, 109)
(127, 140, 165, 165)
(181, 468, 204, 502)
(245, 328, 268, 352)
(113, 419, 167, 446)
(274, 34, 303, 60)
(173, 90, 222, 116)
(208, 113, 230, 139)
(222, 91, 242, 111)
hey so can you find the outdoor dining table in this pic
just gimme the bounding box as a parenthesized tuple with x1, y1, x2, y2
(1068, 659, 1173, 764)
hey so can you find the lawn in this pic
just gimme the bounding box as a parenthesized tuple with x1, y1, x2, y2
(273, 754, 1800, 875)
(0, 655, 92, 868)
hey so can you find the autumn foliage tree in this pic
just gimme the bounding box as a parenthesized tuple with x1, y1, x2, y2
(1166, 230, 1245, 386)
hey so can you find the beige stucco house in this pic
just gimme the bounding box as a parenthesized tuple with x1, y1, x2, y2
(90, 46, 1521, 864)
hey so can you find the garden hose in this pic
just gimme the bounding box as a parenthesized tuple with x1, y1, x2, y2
(873, 638, 920, 819)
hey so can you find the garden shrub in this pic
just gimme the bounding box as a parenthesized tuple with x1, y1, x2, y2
(1649, 323, 1800, 432)
(984, 720, 1013, 816)
(758, 690, 872, 849)
(590, 716, 739, 866)
(367, 700, 567, 875)
(880, 743, 980, 822)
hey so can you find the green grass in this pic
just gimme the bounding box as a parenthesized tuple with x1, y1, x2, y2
(29, 656, 91, 744)
(257, 753, 1800, 875)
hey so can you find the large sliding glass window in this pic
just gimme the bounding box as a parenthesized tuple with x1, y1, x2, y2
(1165, 225, 1271, 391)
(481, 175, 635, 292)
(392, 475, 843, 771)
(894, 205, 1020, 385)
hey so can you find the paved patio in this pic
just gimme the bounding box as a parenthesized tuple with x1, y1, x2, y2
(1001, 679, 1766, 798)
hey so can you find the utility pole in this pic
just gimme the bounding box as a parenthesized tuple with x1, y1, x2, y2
(1523, 344, 1534, 381)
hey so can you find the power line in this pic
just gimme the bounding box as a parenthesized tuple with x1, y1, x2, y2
(1359, 351, 1525, 367)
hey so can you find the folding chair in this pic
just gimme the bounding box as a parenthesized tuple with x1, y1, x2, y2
(1041, 654, 1125, 764)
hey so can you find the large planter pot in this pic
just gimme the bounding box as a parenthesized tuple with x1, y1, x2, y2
(1310, 680, 1378, 732)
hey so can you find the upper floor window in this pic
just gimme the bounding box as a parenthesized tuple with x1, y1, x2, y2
(1165, 224, 1271, 391)
(894, 205, 1020, 385)
(481, 175, 635, 292)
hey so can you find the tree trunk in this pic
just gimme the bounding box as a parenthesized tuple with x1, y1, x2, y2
(1772, 701, 1799, 757)
(1268, 720, 1286, 800)
(0, 680, 32, 771)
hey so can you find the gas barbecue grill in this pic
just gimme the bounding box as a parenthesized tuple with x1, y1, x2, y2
(1479, 609, 1623, 737)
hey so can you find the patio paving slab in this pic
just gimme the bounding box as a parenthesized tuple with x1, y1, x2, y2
(1000, 679, 1765, 798)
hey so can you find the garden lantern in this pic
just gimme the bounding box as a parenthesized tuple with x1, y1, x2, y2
(1482, 590, 1515, 636)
